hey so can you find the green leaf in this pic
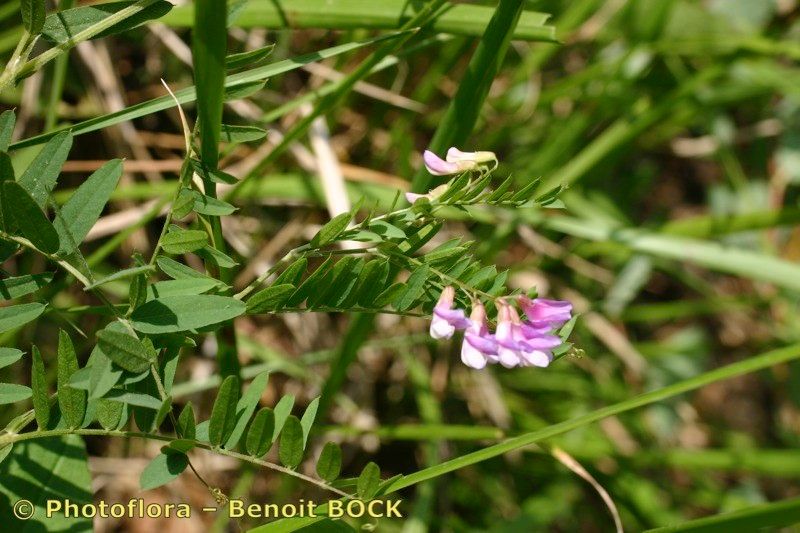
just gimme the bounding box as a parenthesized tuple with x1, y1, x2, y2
(0, 302, 45, 333)
(105, 390, 163, 410)
(191, 190, 237, 215)
(286, 256, 333, 307)
(355, 259, 390, 307)
(193, 0, 227, 167)
(373, 283, 405, 308)
(177, 402, 196, 439)
(162, 229, 208, 254)
(299, 397, 319, 448)
(278, 415, 304, 469)
(368, 220, 405, 239)
(274, 257, 308, 286)
(357, 462, 381, 499)
(2, 182, 60, 254)
(306, 257, 354, 308)
(220, 123, 268, 142)
(225, 45, 274, 71)
(54, 159, 123, 255)
(311, 212, 352, 247)
(57, 330, 86, 428)
(42, 1, 173, 45)
(146, 278, 220, 300)
(21, 0, 46, 34)
(247, 284, 296, 313)
(172, 187, 195, 219)
(18, 130, 72, 209)
(84, 264, 155, 290)
(31, 346, 50, 430)
(197, 244, 238, 268)
(96, 398, 124, 430)
(0, 383, 32, 404)
(0, 436, 92, 531)
(645, 496, 800, 533)
(154, 394, 173, 429)
(272, 394, 295, 441)
(246, 407, 275, 458)
(190, 159, 238, 184)
(0, 110, 15, 152)
(0, 348, 24, 369)
(140, 451, 189, 491)
(96, 327, 155, 373)
(157, 256, 215, 281)
(209, 375, 239, 446)
(129, 272, 148, 312)
(0, 272, 53, 300)
(225, 371, 269, 449)
(130, 295, 246, 334)
(394, 265, 429, 311)
(315, 442, 342, 483)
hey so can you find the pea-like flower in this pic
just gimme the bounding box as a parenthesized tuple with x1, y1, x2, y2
(518, 296, 573, 328)
(495, 301, 561, 368)
(446, 147, 497, 166)
(430, 286, 471, 339)
(461, 301, 498, 369)
(423, 147, 497, 176)
(405, 184, 448, 204)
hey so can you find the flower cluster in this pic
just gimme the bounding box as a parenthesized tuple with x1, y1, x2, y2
(430, 287, 573, 370)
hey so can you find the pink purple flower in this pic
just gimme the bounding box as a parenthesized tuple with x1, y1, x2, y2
(518, 296, 573, 328)
(430, 286, 471, 339)
(423, 147, 497, 176)
(495, 302, 562, 368)
(460, 301, 498, 369)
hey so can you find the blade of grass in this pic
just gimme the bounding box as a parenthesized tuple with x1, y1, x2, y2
(645, 496, 800, 532)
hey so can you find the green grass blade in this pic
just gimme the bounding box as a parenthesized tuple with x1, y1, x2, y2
(193, 0, 226, 168)
(645, 496, 800, 532)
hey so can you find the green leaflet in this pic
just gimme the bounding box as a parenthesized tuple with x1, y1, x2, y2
(140, 451, 189, 491)
(208, 375, 239, 447)
(2, 182, 60, 254)
(225, 371, 269, 449)
(197, 245, 238, 268)
(41, 0, 174, 45)
(315, 442, 342, 482)
(225, 46, 274, 71)
(84, 264, 155, 290)
(272, 394, 295, 442)
(278, 415, 304, 469)
(21, 0, 46, 34)
(355, 259, 390, 307)
(0, 383, 32, 405)
(274, 257, 308, 286)
(17, 131, 72, 209)
(157, 256, 215, 281)
(357, 462, 381, 499)
(311, 212, 352, 247)
(299, 397, 319, 448)
(54, 159, 123, 255)
(96, 327, 155, 373)
(0, 436, 92, 531)
(0, 272, 53, 300)
(105, 390, 162, 410)
(172, 188, 195, 219)
(191, 190, 237, 216)
(0, 348, 24, 369)
(0, 303, 45, 333)
(177, 402, 196, 439)
(0, 110, 15, 151)
(57, 331, 86, 428)
(190, 159, 238, 184)
(286, 256, 333, 307)
(246, 407, 275, 458)
(130, 295, 246, 334)
(394, 265, 429, 311)
(31, 346, 50, 430)
(246, 284, 296, 313)
(146, 278, 220, 300)
(161, 229, 208, 254)
(96, 398, 125, 430)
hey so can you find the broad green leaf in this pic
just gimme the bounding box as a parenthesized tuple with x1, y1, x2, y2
(96, 398, 124, 430)
(274, 257, 308, 286)
(21, 0, 46, 34)
(191, 190, 237, 215)
(0, 272, 53, 299)
(140, 451, 189, 491)
(96, 327, 155, 373)
(0, 436, 92, 531)
(0, 348, 24, 369)
(299, 397, 319, 448)
(225, 371, 269, 449)
(162, 229, 208, 254)
(246, 407, 275, 458)
(130, 295, 246, 334)
(208, 375, 239, 446)
(0, 303, 45, 333)
(146, 278, 220, 300)
(177, 402, 196, 439)
(0, 383, 32, 404)
(311, 212, 352, 247)
(3, 182, 60, 254)
(105, 390, 163, 410)
(18, 131, 72, 208)
(84, 264, 155, 290)
(31, 346, 50, 430)
(0, 110, 15, 151)
(220, 123, 268, 142)
(278, 415, 304, 469)
(225, 45, 274, 71)
(41, 1, 174, 45)
(193, 0, 227, 167)
(315, 442, 342, 482)
(54, 159, 123, 255)
(172, 188, 195, 219)
(394, 265, 429, 311)
(246, 284, 296, 313)
(272, 394, 295, 441)
(57, 330, 86, 428)
(357, 461, 380, 499)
